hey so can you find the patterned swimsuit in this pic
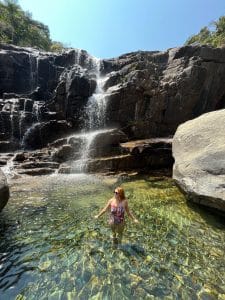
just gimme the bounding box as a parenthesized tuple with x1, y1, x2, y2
(109, 203, 125, 225)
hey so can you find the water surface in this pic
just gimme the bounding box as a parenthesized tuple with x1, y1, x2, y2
(0, 174, 225, 299)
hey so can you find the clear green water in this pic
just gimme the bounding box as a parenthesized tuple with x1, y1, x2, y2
(0, 174, 225, 300)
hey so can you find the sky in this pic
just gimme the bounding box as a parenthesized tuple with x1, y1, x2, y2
(19, 0, 225, 59)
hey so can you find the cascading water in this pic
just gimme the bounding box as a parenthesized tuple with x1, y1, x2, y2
(85, 58, 109, 130)
(71, 56, 111, 172)
(20, 101, 44, 148)
(32, 101, 43, 123)
(10, 100, 16, 141)
(70, 129, 109, 172)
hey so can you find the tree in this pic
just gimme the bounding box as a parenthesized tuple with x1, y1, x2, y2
(0, 0, 64, 51)
(185, 15, 225, 47)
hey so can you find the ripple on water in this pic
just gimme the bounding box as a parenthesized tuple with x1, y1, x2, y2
(0, 174, 225, 299)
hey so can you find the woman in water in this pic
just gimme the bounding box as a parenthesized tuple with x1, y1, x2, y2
(94, 187, 139, 243)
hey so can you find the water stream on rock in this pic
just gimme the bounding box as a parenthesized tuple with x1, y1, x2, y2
(69, 129, 109, 173)
(1, 175, 225, 299)
(71, 56, 112, 172)
(85, 58, 109, 130)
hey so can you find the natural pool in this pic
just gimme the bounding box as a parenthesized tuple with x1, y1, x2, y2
(0, 174, 225, 299)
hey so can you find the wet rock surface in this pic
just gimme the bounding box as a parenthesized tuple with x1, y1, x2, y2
(120, 138, 172, 155)
(0, 169, 9, 211)
(1, 43, 225, 178)
(1, 44, 225, 151)
(173, 109, 225, 212)
(103, 46, 225, 139)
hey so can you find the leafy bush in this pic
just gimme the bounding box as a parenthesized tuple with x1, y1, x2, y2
(0, 0, 65, 51)
(185, 16, 225, 47)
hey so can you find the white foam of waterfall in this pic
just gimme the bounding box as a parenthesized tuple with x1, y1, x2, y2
(71, 129, 109, 173)
(29, 54, 33, 91)
(1, 155, 16, 178)
(85, 58, 109, 129)
(28, 54, 39, 92)
(32, 101, 43, 123)
(67, 56, 113, 173)
(20, 101, 44, 147)
(10, 100, 17, 140)
(21, 122, 41, 149)
(19, 99, 27, 141)
(75, 49, 82, 65)
(36, 57, 39, 87)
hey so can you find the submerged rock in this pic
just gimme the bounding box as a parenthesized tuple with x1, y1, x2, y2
(0, 169, 9, 211)
(173, 109, 225, 212)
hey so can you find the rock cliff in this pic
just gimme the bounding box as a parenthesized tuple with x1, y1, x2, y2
(0, 43, 225, 150)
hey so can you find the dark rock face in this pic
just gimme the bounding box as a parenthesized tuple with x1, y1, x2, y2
(52, 144, 75, 163)
(0, 45, 60, 98)
(88, 129, 128, 158)
(22, 120, 72, 149)
(0, 44, 98, 149)
(103, 46, 225, 138)
(0, 169, 9, 211)
(1, 43, 225, 159)
(173, 109, 225, 212)
(48, 68, 96, 125)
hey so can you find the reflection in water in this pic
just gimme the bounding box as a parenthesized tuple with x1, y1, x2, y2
(0, 174, 225, 299)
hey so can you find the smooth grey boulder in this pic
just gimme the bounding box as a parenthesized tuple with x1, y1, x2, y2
(173, 109, 225, 212)
(0, 169, 9, 211)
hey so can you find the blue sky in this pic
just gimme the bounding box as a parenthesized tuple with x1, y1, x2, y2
(19, 0, 225, 58)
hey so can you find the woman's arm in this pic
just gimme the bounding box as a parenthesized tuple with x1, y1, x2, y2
(94, 199, 112, 219)
(125, 200, 139, 223)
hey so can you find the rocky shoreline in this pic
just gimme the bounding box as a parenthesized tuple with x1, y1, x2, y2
(1, 43, 225, 213)
(0, 133, 173, 176)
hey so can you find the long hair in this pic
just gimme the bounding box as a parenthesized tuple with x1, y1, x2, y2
(115, 187, 125, 200)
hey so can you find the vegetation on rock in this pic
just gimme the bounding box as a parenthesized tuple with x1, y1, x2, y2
(0, 0, 65, 51)
(185, 15, 225, 47)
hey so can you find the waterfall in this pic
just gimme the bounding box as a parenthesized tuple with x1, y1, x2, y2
(75, 49, 82, 65)
(9, 100, 17, 141)
(29, 54, 39, 92)
(85, 58, 109, 129)
(1, 155, 16, 177)
(70, 56, 111, 172)
(32, 101, 43, 123)
(19, 100, 27, 141)
(71, 129, 108, 173)
(20, 101, 43, 148)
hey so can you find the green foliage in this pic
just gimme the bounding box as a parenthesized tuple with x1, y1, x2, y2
(0, 0, 65, 51)
(185, 15, 225, 47)
(50, 41, 65, 52)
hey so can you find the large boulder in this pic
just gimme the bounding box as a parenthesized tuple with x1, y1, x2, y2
(88, 129, 128, 158)
(172, 109, 225, 212)
(0, 169, 9, 211)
